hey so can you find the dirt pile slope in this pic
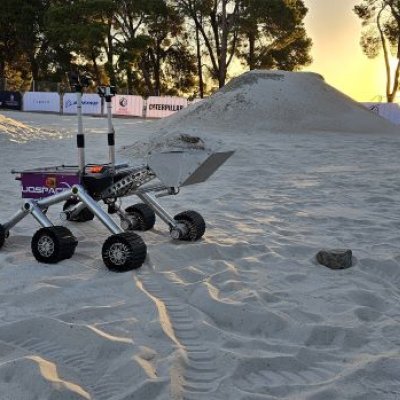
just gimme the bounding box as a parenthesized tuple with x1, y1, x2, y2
(161, 70, 397, 136)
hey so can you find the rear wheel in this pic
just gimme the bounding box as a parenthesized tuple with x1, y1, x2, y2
(102, 232, 146, 272)
(173, 211, 206, 241)
(31, 226, 78, 264)
(125, 203, 156, 231)
(63, 199, 94, 222)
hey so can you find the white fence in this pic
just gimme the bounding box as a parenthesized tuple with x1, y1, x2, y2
(20, 92, 193, 118)
(146, 96, 188, 118)
(23, 92, 60, 113)
(112, 95, 143, 117)
(362, 102, 400, 125)
(63, 93, 102, 115)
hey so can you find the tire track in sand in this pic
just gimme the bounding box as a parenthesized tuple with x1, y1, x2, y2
(0, 321, 140, 400)
(136, 266, 222, 400)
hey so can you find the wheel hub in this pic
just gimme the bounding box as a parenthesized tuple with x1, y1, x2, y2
(170, 223, 188, 240)
(121, 216, 139, 231)
(37, 235, 55, 257)
(108, 243, 129, 265)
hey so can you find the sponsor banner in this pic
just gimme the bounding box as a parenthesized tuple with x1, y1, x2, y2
(112, 95, 143, 117)
(363, 102, 400, 125)
(63, 93, 102, 115)
(0, 91, 22, 110)
(146, 96, 188, 118)
(20, 172, 79, 199)
(23, 92, 60, 113)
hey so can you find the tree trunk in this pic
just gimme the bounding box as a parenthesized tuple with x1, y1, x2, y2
(29, 52, 39, 81)
(0, 59, 6, 80)
(0, 62, 5, 90)
(92, 54, 101, 85)
(377, 6, 393, 102)
(195, 22, 204, 98)
(106, 17, 116, 86)
(139, 56, 154, 97)
(127, 67, 134, 94)
(150, 46, 161, 96)
(218, 0, 228, 88)
(388, 58, 400, 103)
(248, 32, 256, 70)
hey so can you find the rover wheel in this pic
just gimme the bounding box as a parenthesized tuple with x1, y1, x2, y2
(173, 211, 206, 241)
(31, 226, 78, 264)
(102, 232, 147, 272)
(0, 224, 6, 250)
(63, 199, 94, 222)
(125, 203, 156, 231)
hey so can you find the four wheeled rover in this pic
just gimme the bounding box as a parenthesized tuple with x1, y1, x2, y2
(0, 72, 233, 272)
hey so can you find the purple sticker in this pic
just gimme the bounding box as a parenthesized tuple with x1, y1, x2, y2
(21, 172, 80, 199)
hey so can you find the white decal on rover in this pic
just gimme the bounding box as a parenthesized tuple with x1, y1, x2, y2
(22, 182, 72, 196)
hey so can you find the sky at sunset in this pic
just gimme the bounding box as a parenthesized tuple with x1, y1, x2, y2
(303, 0, 386, 102)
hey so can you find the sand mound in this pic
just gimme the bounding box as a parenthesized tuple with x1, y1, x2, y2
(162, 70, 397, 136)
(0, 114, 62, 143)
(122, 70, 397, 158)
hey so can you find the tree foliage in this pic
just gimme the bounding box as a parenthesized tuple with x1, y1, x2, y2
(237, 0, 312, 71)
(0, 0, 312, 95)
(354, 0, 400, 102)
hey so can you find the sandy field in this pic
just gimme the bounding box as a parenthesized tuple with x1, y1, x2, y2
(0, 71, 400, 399)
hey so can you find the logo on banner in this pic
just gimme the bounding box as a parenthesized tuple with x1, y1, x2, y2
(149, 103, 184, 111)
(65, 99, 100, 108)
(45, 176, 57, 188)
(22, 181, 72, 196)
(119, 97, 128, 107)
(0, 92, 22, 109)
(6, 94, 18, 106)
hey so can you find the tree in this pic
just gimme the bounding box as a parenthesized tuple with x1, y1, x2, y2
(0, 0, 51, 89)
(46, 0, 113, 84)
(177, 0, 241, 88)
(112, 0, 196, 96)
(139, 0, 197, 96)
(112, 0, 150, 93)
(354, 0, 400, 102)
(238, 0, 312, 71)
(17, 0, 50, 82)
(177, 0, 311, 90)
(0, 0, 24, 79)
(1, 0, 312, 95)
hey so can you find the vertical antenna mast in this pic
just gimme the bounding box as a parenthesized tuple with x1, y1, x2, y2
(67, 71, 92, 176)
(98, 86, 117, 171)
(76, 89, 85, 174)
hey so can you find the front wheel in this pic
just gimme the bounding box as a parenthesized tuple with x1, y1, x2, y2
(102, 232, 147, 272)
(31, 226, 78, 264)
(173, 211, 206, 241)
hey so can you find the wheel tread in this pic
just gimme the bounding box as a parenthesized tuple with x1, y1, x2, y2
(125, 203, 156, 231)
(102, 232, 146, 272)
(31, 226, 78, 264)
(174, 211, 206, 241)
